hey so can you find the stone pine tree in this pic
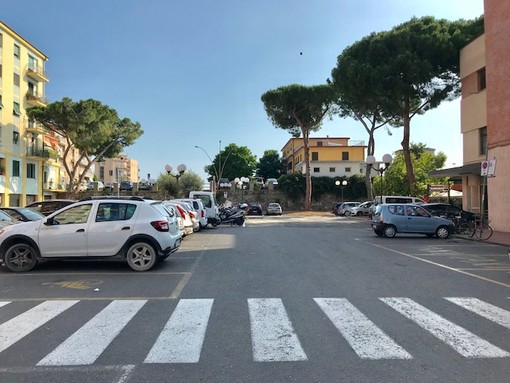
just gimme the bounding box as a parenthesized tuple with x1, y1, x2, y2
(204, 143, 257, 182)
(352, 16, 483, 195)
(261, 84, 338, 210)
(27, 97, 143, 195)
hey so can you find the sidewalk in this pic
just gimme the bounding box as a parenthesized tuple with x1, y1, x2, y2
(474, 230, 510, 247)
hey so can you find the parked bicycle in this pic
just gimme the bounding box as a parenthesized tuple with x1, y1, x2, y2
(457, 215, 493, 240)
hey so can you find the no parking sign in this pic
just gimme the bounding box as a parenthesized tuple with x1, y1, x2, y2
(480, 160, 496, 176)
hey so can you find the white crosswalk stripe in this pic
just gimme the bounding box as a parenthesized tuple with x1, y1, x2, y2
(445, 298, 510, 330)
(145, 299, 213, 363)
(248, 298, 308, 362)
(314, 298, 412, 359)
(381, 297, 510, 358)
(0, 297, 509, 365)
(38, 300, 147, 366)
(0, 300, 79, 354)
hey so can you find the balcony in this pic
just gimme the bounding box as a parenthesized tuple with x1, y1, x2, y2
(25, 148, 59, 160)
(24, 118, 46, 134)
(26, 65, 49, 82)
(26, 91, 48, 107)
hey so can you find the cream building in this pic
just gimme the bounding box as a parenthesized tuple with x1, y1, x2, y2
(95, 154, 139, 186)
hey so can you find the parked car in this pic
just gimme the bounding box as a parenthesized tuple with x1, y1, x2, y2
(163, 201, 194, 237)
(0, 196, 181, 272)
(371, 203, 455, 239)
(25, 199, 76, 216)
(421, 203, 475, 222)
(247, 203, 263, 215)
(252, 176, 265, 188)
(0, 210, 21, 228)
(335, 202, 360, 216)
(164, 204, 185, 238)
(170, 200, 200, 232)
(266, 178, 279, 188)
(348, 201, 373, 216)
(119, 181, 134, 191)
(175, 198, 208, 229)
(87, 181, 104, 191)
(266, 202, 282, 215)
(0, 207, 45, 222)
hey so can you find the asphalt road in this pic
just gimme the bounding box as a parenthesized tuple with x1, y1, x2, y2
(1, 214, 509, 383)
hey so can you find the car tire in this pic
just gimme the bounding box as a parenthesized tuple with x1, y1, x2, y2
(383, 225, 397, 238)
(356, 212, 363, 216)
(344, 211, 351, 217)
(436, 226, 450, 239)
(126, 241, 157, 271)
(4, 242, 38, 272)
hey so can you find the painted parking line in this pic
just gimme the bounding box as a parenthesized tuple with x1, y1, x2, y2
(0, 301, 10, 308)
(145, 299, 213, 363)
(314, 298, 411, 359)
(445, 298, 510, 330)
(248, 298, 308, 362)
(381, 298, 509, 358)
(38, 300, 147, 366)
(0, 300, 79, 354)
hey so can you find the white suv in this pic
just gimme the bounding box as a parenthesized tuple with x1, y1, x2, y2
(0, 197, 181, 272)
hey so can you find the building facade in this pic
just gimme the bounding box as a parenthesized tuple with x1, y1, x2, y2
(282, 137, 367, 178)
(95, 154, 139, 186)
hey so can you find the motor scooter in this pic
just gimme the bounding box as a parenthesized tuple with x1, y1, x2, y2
(218, 204, 246, 226)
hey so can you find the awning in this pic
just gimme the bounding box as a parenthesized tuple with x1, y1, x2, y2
(429, 162, 481, 181)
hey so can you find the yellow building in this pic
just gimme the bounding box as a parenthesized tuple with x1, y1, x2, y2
(282, 137, 367, 177)
(0, 21, 50, 206)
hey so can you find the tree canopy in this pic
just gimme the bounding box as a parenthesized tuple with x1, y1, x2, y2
(204, 143, 257, 181)
(157, 170, 204, 198)
(261, 84, 338, 210)
(27, 97, 143, 194)
(257, 149, 286, 180)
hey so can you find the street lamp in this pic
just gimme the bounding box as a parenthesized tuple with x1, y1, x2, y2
(335, 179, 348, 201)
(235, 176, 249, 202)
(195, 145, 218, 191)
(366, 154, 393, 201)
(165, 163, 187, 182)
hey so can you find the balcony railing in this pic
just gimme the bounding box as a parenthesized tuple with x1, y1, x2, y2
(26, 91, 48, 106)
(25, 148, 59, 160)
(26, 65, 49, 82)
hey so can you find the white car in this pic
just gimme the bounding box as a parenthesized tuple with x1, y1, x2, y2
(163, 201, 194, 236)
(266, 178, 279, 188)
(0, 197, 181, 272)
(266, 202, 282, 215)
(349, 201, 373, 216)
(175, 198, 208, 229)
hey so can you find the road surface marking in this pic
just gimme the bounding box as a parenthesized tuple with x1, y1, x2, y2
(38, 300, 146, 366)
(381, 297, 510, 358)
(248, 298, 308, 362)
(445, 298, 510, 330)
(145, 299, 213, 363)
(0, 300, 78, 353)
(314, 298, 412, 359)
(0, 301, 10, 308)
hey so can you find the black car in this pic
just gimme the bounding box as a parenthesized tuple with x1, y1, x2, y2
(0, 207, 45, 221)
(421, 203, 474, 222)
(247, 203, 263, 215)
(25, 199, 76, 216)
(120, 181, 134, 191)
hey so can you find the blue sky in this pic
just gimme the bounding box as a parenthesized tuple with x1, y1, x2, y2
(4, 0, 483, 182)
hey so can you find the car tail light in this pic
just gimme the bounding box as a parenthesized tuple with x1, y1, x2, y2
(176, 205, 186, 218)
(189, 211, 196, 219)
(201, 210, 205, 218)
(151, 220, 169, 232)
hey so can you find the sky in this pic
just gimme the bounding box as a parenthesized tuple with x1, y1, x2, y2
(3, 0, 484, 182)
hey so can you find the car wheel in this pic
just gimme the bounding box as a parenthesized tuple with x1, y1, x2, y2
(436, 226, 450, 239)
(356, 212, 363, 216)
(126, 241, 157, 271)
(4, 243, 38, 272)
(344, 211, 351, 217)
(383, 225, 397, 238)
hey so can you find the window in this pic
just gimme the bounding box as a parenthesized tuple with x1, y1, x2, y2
(14, 73, 20, 87)
(12, 160, 20, 177)
(0, 33, 3, 48)
(311, 152, 318, 161)
(109, 170, 113, 176)
(329, 167, 335, 172)
(0, 94, 3, 109)
(53, 204, 92, 225)
(96, 203, 136, 222)
(479, 126, 487, 155)
(13, 131, 19, 144)
(14, 44, 20, 58)
(14, 101, 22, 116)
(27, 163, 36, 178)
(0, 63, 2, 78)
(317, 141, 323, 147)
(342, 152, 349, 160)
(477, 67, 486, 91)
(345, 167, 351, 172)
(28, 55, 38, 70)
(313, 167, 320, 173)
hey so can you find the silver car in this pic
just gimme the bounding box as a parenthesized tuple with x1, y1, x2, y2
(371, 203, 455, 239)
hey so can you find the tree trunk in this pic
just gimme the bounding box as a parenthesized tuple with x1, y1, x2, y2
(401, 99, 416, 195)
(302, 129, 312, 210)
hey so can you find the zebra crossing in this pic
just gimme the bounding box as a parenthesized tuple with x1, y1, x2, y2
(0, 297, 509, 367)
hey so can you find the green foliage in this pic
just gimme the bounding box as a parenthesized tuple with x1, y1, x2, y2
(157, 170, 203, 198)
(277, 173, 306, 202)
(257, 150, 286, 180)
(204, 143, 257, 181)
(27, 97, 143, 194)
(373, 143, 449, 197)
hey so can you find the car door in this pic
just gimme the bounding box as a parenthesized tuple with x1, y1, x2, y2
(38, 203, 92, 257)
(86, 202, 137, 256)
(405, 205, 434, 233)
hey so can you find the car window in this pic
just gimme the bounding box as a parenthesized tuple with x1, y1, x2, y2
(196, 195, 212, 208)
(96, 203, 136, 222)
(388, 205, 405, 216)
(54, 204, 92, 225)
(386, 197, 413, 204)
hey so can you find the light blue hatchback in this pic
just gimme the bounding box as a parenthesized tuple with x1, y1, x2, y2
(371, 203, 455, 239)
